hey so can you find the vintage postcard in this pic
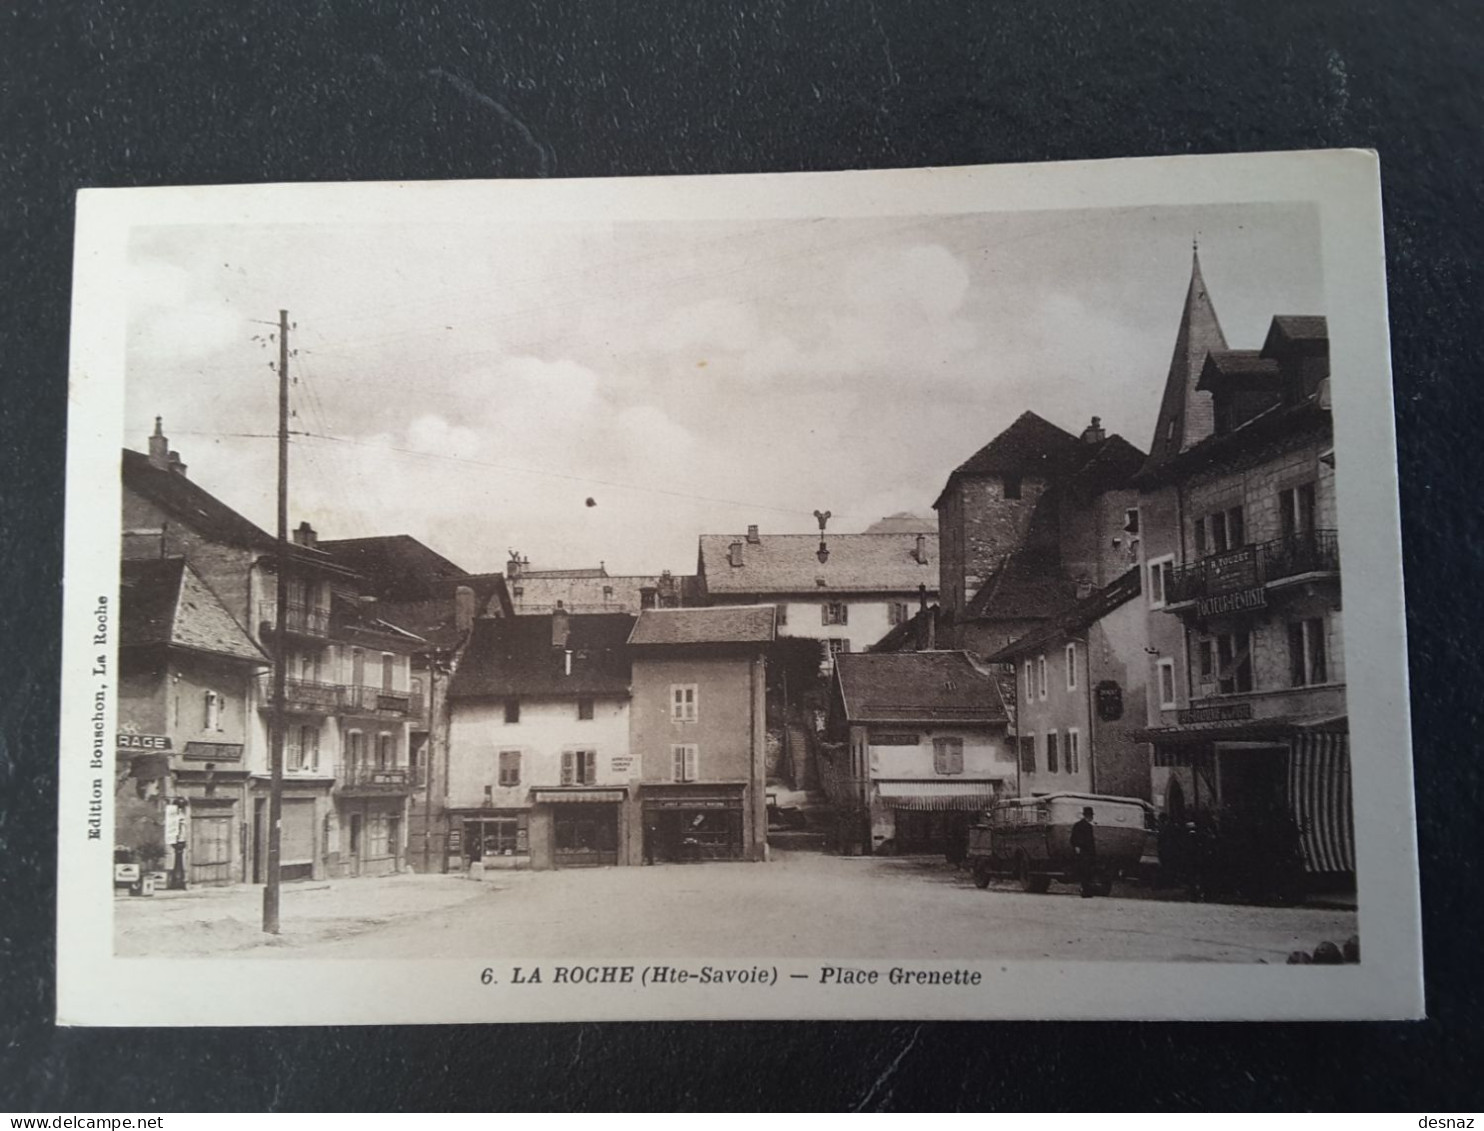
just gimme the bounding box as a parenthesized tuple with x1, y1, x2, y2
(57, 150, 1423, 1023)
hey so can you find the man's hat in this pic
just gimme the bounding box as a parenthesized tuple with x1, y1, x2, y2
(1082, 806, 1095, 817)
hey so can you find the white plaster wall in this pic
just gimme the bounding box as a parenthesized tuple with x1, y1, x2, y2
(867, 725, 1016, 781)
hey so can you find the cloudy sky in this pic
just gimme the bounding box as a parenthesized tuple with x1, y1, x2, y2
(124, 200, 1322, 575)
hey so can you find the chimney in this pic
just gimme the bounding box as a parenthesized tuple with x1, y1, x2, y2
(292, 521, 317, 548)
(552, 607, 570, 649)
(746, 524, 760, 544)
(454, 585, 476, 635)
(914, 533, 928, 564)
(1081, 416, 1106, 444)
(167, 451, 187, 477)
(728, 540, 744, 568)
(506, 551, 523, 580)
(914, 583, 930, 652)
(147, 417, 170, 471)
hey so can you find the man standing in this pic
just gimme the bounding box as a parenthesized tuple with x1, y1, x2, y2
(1071, 805, 1098, 898)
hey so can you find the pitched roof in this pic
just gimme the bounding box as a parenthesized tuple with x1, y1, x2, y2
(318, 535, 468, 600)
(1063, 433, 1147, 500)
(932, 411, 1082, 509)
(123, 449, 274, 551)
(834, 651, 1008, 724)
(1196, 349, 1282, 391)
(447, 613, 635, 699)
(698, 533, 938, 595)
(120, 558, 270, 664)
(522, 567, 608, 579)
(1140, 250, 1229, 477)
(628, 605, 776, 646)
(985, 566, 1143, 663)
(373, 572, 514, 649)
(1265, 315, 1329, 347)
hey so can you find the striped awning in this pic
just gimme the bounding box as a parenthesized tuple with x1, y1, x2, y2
(1289, 732, 1354, 874)
(875, 781, 1001, 812)
(533, 789, 625, 804)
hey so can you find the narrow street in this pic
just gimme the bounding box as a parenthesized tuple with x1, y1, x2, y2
(116, 850, 1357, 964)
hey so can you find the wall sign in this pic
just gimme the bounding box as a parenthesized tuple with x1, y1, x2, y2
(117, 733, 171, 751)
(1195, 587, 1267, 620)
(1177, 701, 1254, 725)
(1094, 680, 1124, 721)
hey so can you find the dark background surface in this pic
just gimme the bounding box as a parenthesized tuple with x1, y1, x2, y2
(2, 0, 1481, 1112)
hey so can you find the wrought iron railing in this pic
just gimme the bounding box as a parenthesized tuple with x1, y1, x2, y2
(338, 684, 413, 716)
(336, 762, 424, 789)
(1166, 529, 1339, 605)
(259, 601, 330, 637)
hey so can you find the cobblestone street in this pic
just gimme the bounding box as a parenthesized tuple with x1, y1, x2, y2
(115, 850, 1357, 964)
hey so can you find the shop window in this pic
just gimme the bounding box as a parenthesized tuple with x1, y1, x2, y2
(1157, 659, 1177, 709)
(1066, 728, 1081, 774)
(671, 744, 699, 783)
(578, 697, 595, 721)
(498, 749, 521, 787)
(504, 698, 520, 724)
(1065, 643, 1077, 691)
(1046, 730, 1059, 774)
(1147, 554, 1174, 608)
(562, 749, 598, 786)
(470, 816, 524, 857)
(1215, 632, 1254, 694)
(932, 737, 964, 776)
(821, 601, 849, 626)
(671, 684, 698, 722)
(1288, 618, 1328, 686)
(1019, 734, 1036, 773)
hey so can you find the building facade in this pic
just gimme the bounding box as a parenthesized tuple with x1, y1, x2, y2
(698, 526, 937, 662)
(446, 611, 641, 870)
(627, 606, 773, 863)
(826, 651, 1015, 855)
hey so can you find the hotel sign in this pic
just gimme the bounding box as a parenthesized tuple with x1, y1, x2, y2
(1204, 545, 1260, 595)
(1194, 587, 1267, 621)
(1177, 702, 1254, 725)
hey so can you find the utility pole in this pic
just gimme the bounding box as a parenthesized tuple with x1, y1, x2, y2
(263, 309, 290, 934)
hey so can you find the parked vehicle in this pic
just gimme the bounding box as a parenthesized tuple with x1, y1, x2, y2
(967, 792, 1154, 894)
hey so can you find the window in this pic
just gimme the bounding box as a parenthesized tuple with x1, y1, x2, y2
(1066, 728, 1081, 774)
(671, 744, 699, 783)
(1157, 658, 1177, 709)
(291, 724, 319, 772)
(826, 639, 851, 660)
(1018, 734, 1037, 773)
(1124, 508, 1140, 535)
(821, 601, 849, 626)
(367, 812, 390, 858)
(1046, 730, 1060, 774)
(888, 601, 910, 626)
(351, 647, 365, 687)
(932, 736, 964, 776)
(203, 690, 222, 732)
(1002, 475, 1022, 500)
(671, 684, 698, 722)
(470, 816, 524, 856)
(1036, 655, 1047, 700)
(577, 697, 595, 721)
(512, 586, 524, 600)
(504, 698, 520, 724)
(1147, 554, 1174, 608)
(1280, 483, 1317, 540)
(348, 813, 362, 855)
(498, 750, 521, 787)
(377, 731, 394, 768)
(1065, 643, 1077, 691)
(1288, 618, 1328, 686)
(1202, 505, 1247, 555)
(775, 603, 788, 627)
(345, 729, 364, 768)
(561, 749, 598, 786)
(1024, 660, 1034, 702)
(1198, 638, 1216, 683)
(381, 652, 395, 692)
(602, 585, 614, 600)
(1215, 631, 1254, 694)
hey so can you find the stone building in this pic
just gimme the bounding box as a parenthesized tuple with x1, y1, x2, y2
(503, 554, 693, 615)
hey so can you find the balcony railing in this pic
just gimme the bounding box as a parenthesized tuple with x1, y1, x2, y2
(260, 601, 330, 638)
(336, 762, 424, 790)
(1166, 530, 1339, 606)
(338, 684, 413, 717)
(280, 678, 338, 714)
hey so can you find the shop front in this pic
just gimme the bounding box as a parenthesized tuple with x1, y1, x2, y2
(529, 788, 635, 870)
(869, 780, 1003, 857)
(335, 795, 407, 877)
(456, 810, 530, 870)
(641, 784, 747, 863)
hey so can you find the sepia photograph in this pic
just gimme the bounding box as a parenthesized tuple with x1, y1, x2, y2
(56, 151, 1422, 1024)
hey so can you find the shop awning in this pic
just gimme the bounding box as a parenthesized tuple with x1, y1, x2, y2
(875, 781, 1002, 812)
(1131, 713, 1348, 744)
(532, 789, 626, 804)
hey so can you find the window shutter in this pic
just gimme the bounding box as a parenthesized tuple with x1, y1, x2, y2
(561, 751, 574, 786)
(821, 604, 830, 625)
(672, 746, 684, 781)
(838, 604, 848, 625)
(583, 752, 597, 786)
(684, 746, 698, 782)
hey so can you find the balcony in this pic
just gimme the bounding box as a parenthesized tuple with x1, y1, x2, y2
(1166, 530, 1339, 612)
(259, 601, 330, 639)
(264, 678, 339, 715)
(336, 761, 424, 793)
(338, 684, 414, 718)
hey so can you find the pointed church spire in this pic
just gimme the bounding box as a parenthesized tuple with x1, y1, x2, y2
(1141, 246, 1228, 475)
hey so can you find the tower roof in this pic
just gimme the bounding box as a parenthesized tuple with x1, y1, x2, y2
(1140, 249, 1228, 477)
(932, 411, 1082, 509)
